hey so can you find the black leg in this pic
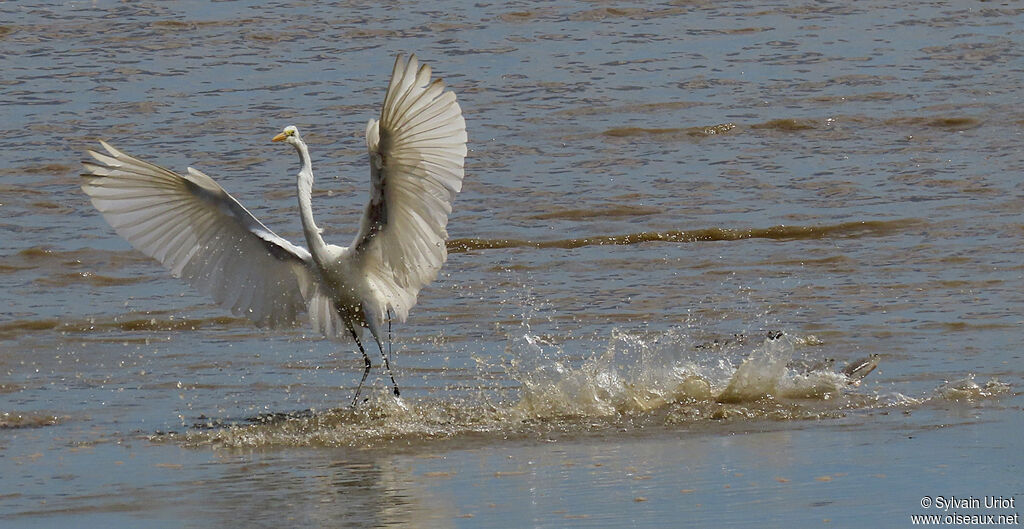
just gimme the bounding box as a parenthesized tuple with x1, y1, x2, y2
(349, 326, 372, 408)
(374, 309, 400, 397)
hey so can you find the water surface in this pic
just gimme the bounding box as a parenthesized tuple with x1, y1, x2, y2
(1, 1, 1022, 527)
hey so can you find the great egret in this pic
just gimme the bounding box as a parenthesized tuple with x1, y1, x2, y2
(80, 54, 467, 405)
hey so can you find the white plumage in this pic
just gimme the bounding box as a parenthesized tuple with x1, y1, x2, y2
(357, 56, 467, 324)
(81, 54, 467, 403)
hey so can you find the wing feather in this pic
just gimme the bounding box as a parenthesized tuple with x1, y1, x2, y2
(81, 141, 316, 329)
(353, 54, 467, 323)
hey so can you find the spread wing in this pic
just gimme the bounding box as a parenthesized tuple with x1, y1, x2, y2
(81, 141, 316, 328)
(354, 54, 467, 323)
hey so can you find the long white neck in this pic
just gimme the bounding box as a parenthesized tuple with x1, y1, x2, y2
(293, 139, 328, 261)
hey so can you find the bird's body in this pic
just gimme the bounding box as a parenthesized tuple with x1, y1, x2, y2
(81, 55, 467, 404)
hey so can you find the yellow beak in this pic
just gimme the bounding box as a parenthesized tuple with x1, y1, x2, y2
(272, 132, 287, 142)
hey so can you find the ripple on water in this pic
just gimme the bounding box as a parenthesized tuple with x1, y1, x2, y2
(448, 218, 921, 252)
(0, 411, 68, 429)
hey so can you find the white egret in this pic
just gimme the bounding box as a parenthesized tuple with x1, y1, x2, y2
(81, 54, 467, 405)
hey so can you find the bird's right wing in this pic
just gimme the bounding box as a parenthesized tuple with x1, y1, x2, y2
(81, 141, 315, 328)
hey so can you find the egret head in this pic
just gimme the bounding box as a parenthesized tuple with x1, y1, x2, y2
(272, 125, 301, 145)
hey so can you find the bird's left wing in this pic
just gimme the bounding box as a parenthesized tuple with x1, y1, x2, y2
(353, 54, 467, 323)
(82, 141, 316, 328)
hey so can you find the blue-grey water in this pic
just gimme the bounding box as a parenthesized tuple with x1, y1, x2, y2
(1, 1, 1022, 527)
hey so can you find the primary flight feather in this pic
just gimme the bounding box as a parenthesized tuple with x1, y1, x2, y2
(81, 54, 467, 404)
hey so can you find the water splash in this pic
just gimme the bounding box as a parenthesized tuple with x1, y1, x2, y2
(166, 328, 945, 448)
(510, 330, 854, 419)
(935, 375, 1011, 402)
